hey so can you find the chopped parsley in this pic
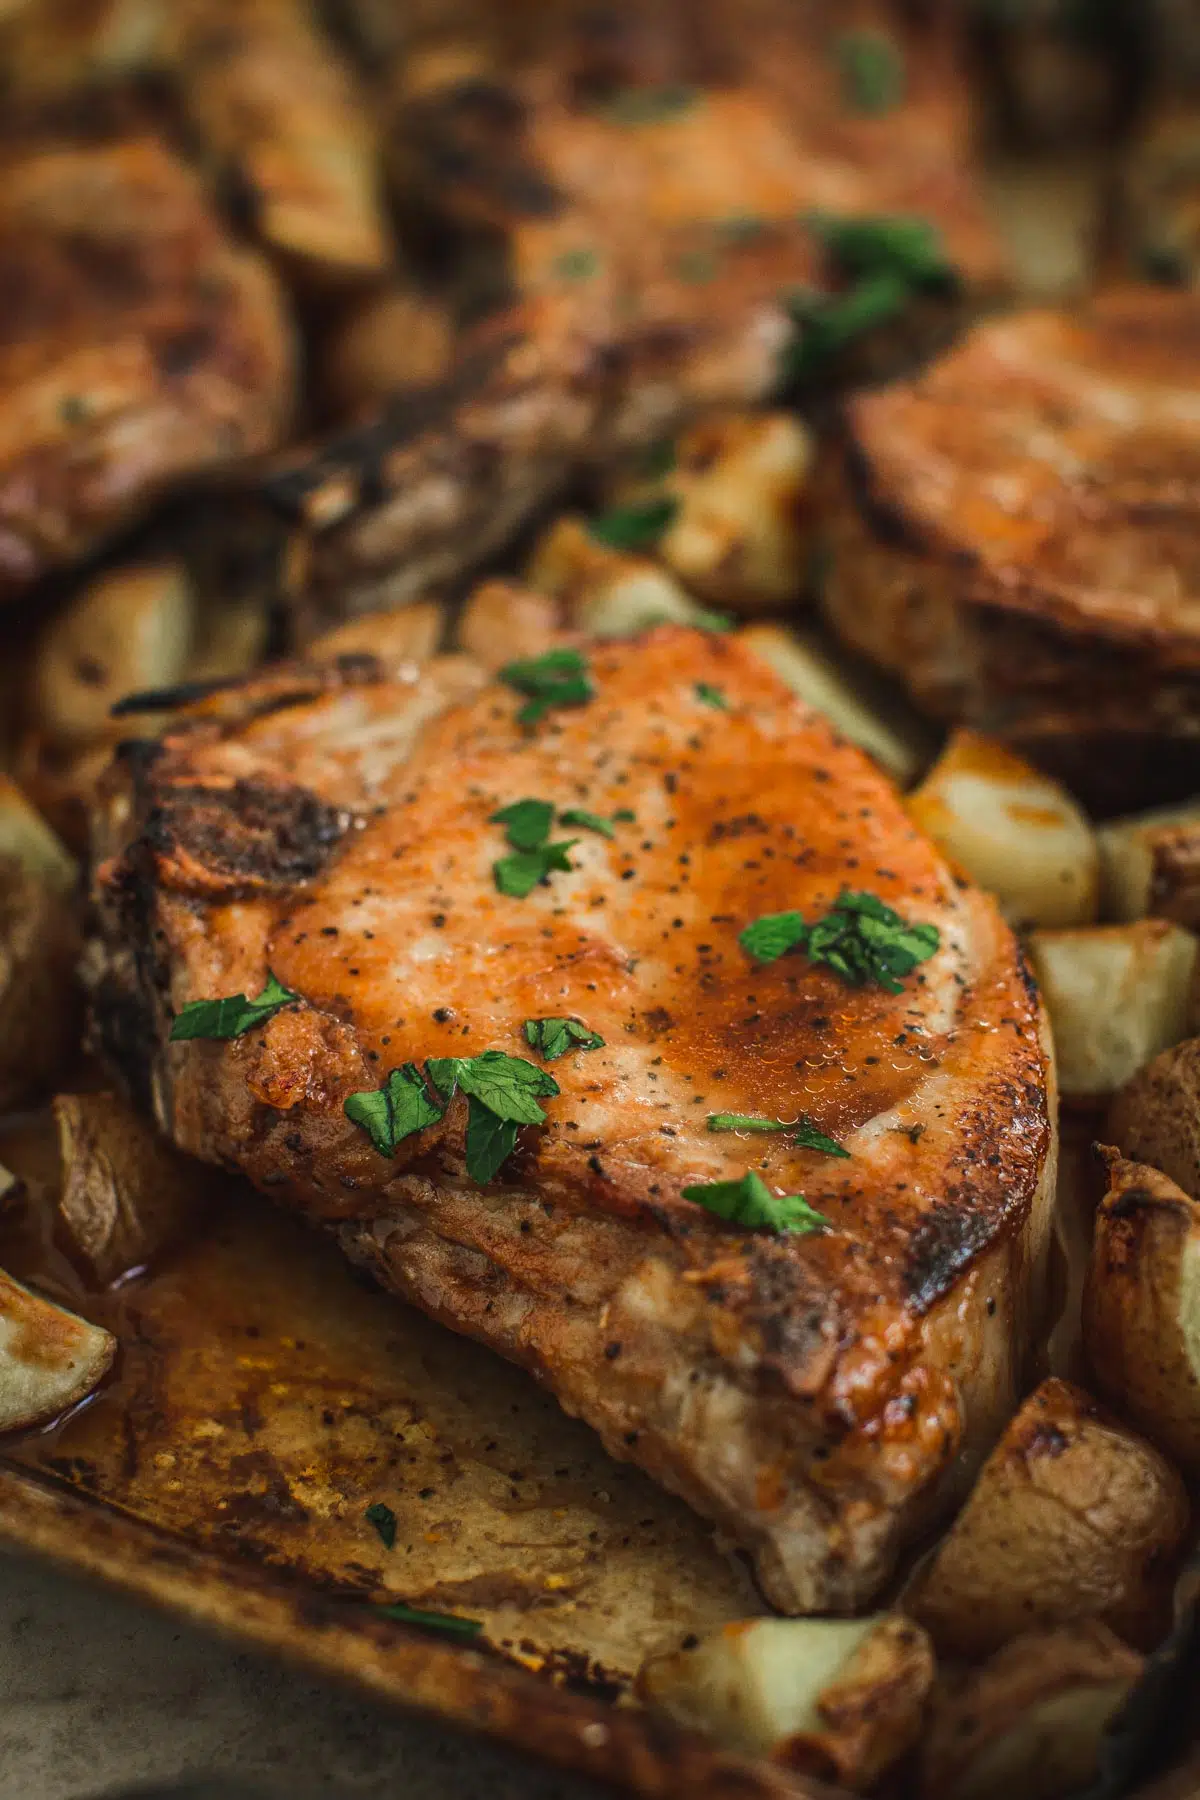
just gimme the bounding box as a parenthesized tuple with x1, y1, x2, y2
(524, 1017, 606, 1061)
(491, 798, 556, 851)
(345, 1051, 559, 1185)
(553, 246, 599, 281)
(500, 648, 594, 727)
(719, 212, 767, 244)
(707, 1114, 849, 1158)
(694, 682, 728, 710)
(809, 213, 950, 285)
(613, 808, 637, 822)
(588, 496, 679, 553)
(168, 973, 299, 1042)
(605, 84, 696, 125)
(375, 1602, 483, 1639)
(638, 437, 677, 478)
(836, 30, 905, 114)
(558, 807, 617, 837)
(682, 1170, 830, 1236)
(365, 1502, 397, 1549)
(693, 606, 734, 633)
(494, 840, 577, 898)
(676, 249, 718, 284)
(739, 889, 940, 993)
(344, 1063, 444, 1156)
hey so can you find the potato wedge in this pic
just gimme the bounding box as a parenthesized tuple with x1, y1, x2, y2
(0, 780, 79, 1111)
(1108, 1036, 1200, 1202)
(33, 562, 195, 748)
(525, 516, 709, 639)
(0, 1266, 115, 1435)
(736, 625, 932, 786)
(54, 1092, 216, 1287)
(920, 1621, 1142, 1800)
(638, 1613, 933, 1790)
(1098, 802, 1200, 924)
(1083, 1153, 1200, 1475)
(906, 730, 1098, 928)
(308, 603, 444, 670)
(1026, 922, 1198, 1100)
(655, 412, 814, 613)
(907, 1376, 1189, 1657)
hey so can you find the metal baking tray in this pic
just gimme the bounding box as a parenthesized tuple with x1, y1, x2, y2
(0, 1171, 820, 1800)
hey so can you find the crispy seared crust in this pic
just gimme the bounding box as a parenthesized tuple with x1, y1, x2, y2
(88, 626, 1053, 1612)
(0, 121, 293, 598)
(820, 289, 1200, 812)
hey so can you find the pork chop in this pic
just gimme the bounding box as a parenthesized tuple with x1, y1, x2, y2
(0, 113, 294, 599)
(819, 287, 1200, 811)
(89, 624, 1054, 1613)
(269, 0, 1007, 626)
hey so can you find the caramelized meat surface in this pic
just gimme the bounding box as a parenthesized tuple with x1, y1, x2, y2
(91, 625, 1053, 1612)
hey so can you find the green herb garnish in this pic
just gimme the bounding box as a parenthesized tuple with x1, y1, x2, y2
(500, 648, 594, 727)
(719, 212, 767, 243)
(694, 682, 728, 710)
(836, 30, 905, 114)
(491, 798, 556, 851)
(638, 437, 676, 478)
(605, 84, 696, 125)
(553, 246, 599, 281)
(344, 1063, 445, 1156)
(558, 807, 616, 837)
(613, 808, 636, 822)
(808, 213, 949, 284)
(782, 213, 954, 386)
(707, 1114, 849, 1157)
(494, 840, 577, 898)
(524, 1018, 606, 1061)
(169, 973, 299, 1042)
(428, 1051, 560, 1184)
(693, 606, 734, 633)
(365, 1502, 397, 1549)
(375, 1602, 483, 1639)
(682, 1170, 830, 1236)
(676, 249, 717, 284)
(589, 496, 679, 553)
(739, 889, 939, 993)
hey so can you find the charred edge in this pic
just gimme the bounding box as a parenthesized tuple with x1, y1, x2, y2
(263, 337, 521, 522)
(90, 832, 171, 1112)
(399, 77, 563, 218)
(903, 1201, 995, 1312)
(737, 1243, 838, 1396)
(111, 674, 253, 716)
(143, 777, 346, 891)
(1108, 1188, 1189, 1221)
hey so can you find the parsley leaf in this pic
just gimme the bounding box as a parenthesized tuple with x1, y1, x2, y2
(695, 682, 728, 710)
(375, 1602, 483, 1639)
(706, 1113, 849, 1158)
(500, 648, 594, 727)
(553, 246, 599, 280)
(836, 30, 905, 114)
(809, 213, 949, 285)
(494, 839, 577, 898)
(738, 911, 808, 963)
(524, 1018, 606, 1061)
(558, 807, 616, 837)
(612, 808, 637, 822)
(639, 437, 676, 477)
(344, 1063, 445, 1156)
(693, 606, 734, 633)
(427, 1050, 560, 1126)
(491, 797, 554, 850)
(676, 249, 718, 284)
(605, 84, 696, 125)
(465, 1100, 519, 1183)
(169, 973, 300, 1042)
(365, 1502, 397, 1549)
(588, 496, 679, 553)
(682, 1170, 830, 1236)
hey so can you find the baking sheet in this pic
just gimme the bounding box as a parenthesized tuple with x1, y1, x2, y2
(0, 1173, 829, 1800)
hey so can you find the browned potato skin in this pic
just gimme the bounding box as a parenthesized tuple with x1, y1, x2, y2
(778, 1615, 934, 1791)
(907, 1376, 1190, 1657)
(919, 1621, 1143, 1800)
(0, 855, 80, 1113)
(320, 288, 455, 421)
(1084, 1152, 1200, 1475)
(1108, 1036, 1200, 1202)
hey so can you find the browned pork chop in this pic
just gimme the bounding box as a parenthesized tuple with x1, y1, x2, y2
(820, 287, 1200, 810)
(90, 625, 1054, 1612)
(271, 0, 1006, 626)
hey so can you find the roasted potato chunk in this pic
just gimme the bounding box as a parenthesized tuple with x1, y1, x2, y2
(54, 1092, 216, 1287)
(0, 1266, 115, 1434)
(655, 412, 814, 613)
(907, 730, 1098, 928)
(1026, 922, 1198, 1100)
(525, 516, 710, 639)
(319, 287, 455, 420)
(456, 579, 560, 670)
(638, 1613, 933, 1790)
(908, 1377, 1189, 1656)
(1098, 802, 1200, 924)
(1084, 1153, 1200, 1475)
(736, 624, 932, 785)
(1109, 1035, 1200, 1202)
(0, 778, 79, 1110)
(920, 1621, 1143, 1800)
(308, 603, 445, 670)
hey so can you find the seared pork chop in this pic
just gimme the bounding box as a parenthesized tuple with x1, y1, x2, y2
(820, 287, 1200, 811)
(270, 0, 1006, 625)
(0, 117, 293, 599)
(90, 625, 1054, 1613)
